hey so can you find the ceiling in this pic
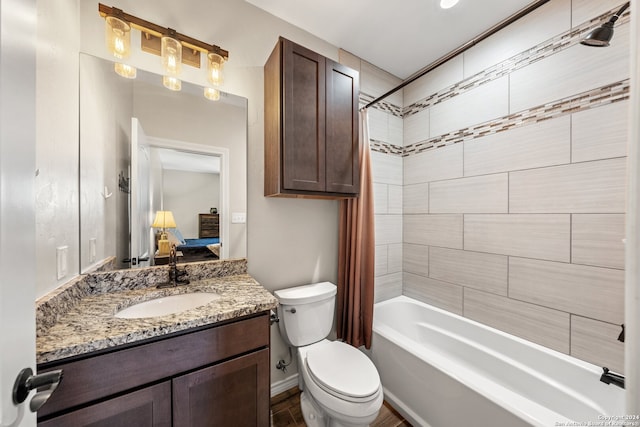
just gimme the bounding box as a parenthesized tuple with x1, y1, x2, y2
(245, 0, 536, 79)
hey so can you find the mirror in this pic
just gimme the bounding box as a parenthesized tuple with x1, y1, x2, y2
(79, 53, 247, 273)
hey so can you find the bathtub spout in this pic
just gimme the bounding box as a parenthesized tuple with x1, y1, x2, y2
(600, 367, 625, 389)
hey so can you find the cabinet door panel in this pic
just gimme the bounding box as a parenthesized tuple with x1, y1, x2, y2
(326, 60, 360, 194)
(39, 382, 170, 427)
(283, 39, 326, 192)
(173, 348, 270, 427)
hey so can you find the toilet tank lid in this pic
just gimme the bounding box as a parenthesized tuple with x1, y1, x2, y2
(274, 282, 337, 305)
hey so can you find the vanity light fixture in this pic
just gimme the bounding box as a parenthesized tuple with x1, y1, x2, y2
(114, 63, 137, 79)
(99, 3, 229, 96)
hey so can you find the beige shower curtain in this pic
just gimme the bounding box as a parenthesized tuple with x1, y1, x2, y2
(337, 109, 375, 349)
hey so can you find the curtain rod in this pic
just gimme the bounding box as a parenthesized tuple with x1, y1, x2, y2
(364, 0, 551, 109)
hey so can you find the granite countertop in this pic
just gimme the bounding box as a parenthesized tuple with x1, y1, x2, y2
(37, 271, 278, 364)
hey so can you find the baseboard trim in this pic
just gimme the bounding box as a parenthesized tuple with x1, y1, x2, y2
(270, 373, 299, 397)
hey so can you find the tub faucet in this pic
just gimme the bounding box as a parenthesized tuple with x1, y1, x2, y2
(600, 367, 625, 389)
(157, 245, 189, 288)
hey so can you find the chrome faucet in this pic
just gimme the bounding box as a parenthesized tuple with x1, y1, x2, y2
(157, 245, 189, 288)
(600, 367, 625, 389)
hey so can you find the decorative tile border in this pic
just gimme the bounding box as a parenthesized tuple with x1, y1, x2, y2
(363, 4, 630, 157)
(403, 80, 629, 156)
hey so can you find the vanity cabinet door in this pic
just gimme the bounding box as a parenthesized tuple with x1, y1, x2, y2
(173, 348, 270, 427)
(38, 382, 171, 427)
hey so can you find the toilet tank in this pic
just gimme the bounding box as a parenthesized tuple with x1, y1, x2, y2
(274, 282, 337, 347)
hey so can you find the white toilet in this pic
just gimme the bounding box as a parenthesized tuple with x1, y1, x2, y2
(274, 282, 383, 427)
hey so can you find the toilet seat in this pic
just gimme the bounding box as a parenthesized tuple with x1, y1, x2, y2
(305, 341, 380, 403)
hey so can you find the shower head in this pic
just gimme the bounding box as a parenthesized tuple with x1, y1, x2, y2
(581, 2, 629, 47)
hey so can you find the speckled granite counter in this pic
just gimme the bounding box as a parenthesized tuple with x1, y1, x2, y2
(36, 259, 278, 364)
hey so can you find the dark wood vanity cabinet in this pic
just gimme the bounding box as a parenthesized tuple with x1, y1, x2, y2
(264, 36, 360, 198)
(198, 213, 219, 238)
(37, 313, 270, 426)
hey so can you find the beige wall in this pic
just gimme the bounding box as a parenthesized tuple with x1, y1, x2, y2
(363, 0, 628, 373)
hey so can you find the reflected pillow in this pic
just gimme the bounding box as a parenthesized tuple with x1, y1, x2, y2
(167, 229, 186, 246)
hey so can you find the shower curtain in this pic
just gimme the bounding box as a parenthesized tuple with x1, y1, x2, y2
(337, 109, 375, 349)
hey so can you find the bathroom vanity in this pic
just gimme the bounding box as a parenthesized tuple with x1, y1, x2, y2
(35, 259, 277, 426)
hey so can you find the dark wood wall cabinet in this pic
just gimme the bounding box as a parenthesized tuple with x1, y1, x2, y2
(264, 37, 360, 199)
(37, 313, 270, 426)
(198, 213, 219, 238)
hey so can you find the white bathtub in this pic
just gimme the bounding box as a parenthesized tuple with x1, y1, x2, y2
(370, 296, 625, 427)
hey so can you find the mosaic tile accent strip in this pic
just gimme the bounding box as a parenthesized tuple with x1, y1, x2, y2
(403, 80, 629, 157)
(364, 5, 630, 157)
(360, 92, 402, 118)
(369, 139, 404, 155)
(403, 6, 630, 117)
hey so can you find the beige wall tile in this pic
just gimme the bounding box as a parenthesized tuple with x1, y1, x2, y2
(572, 214, 625, 269)
(429, 173, 508, 213)
(403, 243, 429, 277)
(388, 114, 403, 147)
(375, 245, 388, 277)
(464, 214, 570, 262)
(371, 152, 403, 185)
(403, 273, 463, 315)
(430, 247, 508, 296)
(375, 272, 402, 303)
(375, 214, 402, 245)
(388, 243, 402, 274)
(404, 108, 430, 146)
(404, 144, 463, 185)
(509, 257, 624, 324)
(571, 315, 625, 374)
(368, 108, 389, 143)
(572, 101, 628, 163)
(404, 214, 463, 249)
(373, 183, 388, 214)
(464, 116, 571, 177)
(509, 158, 626, 213)
(388, 185, 403, 214)
(403, 183, 429, 214)
(572, 0, 628, 27)
(510, 24, 629, 113)
(430, 77, 509, 137)
(463, 0, 571, 78)
(464, 288, 570, 354)
(403, 56, 463, 106)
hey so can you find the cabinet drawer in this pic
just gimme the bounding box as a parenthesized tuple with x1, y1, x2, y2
(38, 314, 269, 418)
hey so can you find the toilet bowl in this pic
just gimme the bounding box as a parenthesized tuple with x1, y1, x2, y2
(274, 282, 383, 427)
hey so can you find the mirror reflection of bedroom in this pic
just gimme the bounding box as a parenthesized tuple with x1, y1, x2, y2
(151, 148, 221, 266)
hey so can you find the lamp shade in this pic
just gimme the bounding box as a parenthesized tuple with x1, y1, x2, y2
(152, 211, 177, 229)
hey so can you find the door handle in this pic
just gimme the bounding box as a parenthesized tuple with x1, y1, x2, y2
(13, 368, 63, 412)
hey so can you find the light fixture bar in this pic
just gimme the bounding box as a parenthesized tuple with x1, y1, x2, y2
(98, 3, 229, 66)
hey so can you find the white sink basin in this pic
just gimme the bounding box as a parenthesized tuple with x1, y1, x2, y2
(115, 292, 221, 319)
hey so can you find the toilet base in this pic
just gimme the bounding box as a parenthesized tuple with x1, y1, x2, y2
(300, 389, 379, 427)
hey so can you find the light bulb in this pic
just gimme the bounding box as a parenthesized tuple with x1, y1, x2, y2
(105, 16, 131, 59)
(207, 53, 224, 86)
(161, 36, 182, 76)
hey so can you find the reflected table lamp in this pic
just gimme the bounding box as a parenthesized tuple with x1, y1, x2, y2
(152, 211, 177, 255)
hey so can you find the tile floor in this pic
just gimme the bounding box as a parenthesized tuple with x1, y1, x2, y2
(271, 387, 411, 427)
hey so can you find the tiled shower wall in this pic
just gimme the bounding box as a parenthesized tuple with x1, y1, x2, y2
(343, 0, 628, 373)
